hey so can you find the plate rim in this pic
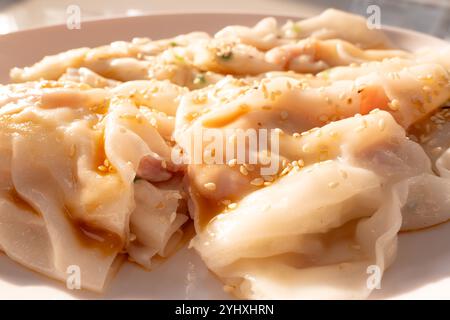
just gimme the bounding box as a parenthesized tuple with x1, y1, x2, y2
(0, 10, 448, 46)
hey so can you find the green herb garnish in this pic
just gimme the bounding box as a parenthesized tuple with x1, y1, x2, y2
(174, 54, 185, 63)
(219, 51, 233, 61)
(194, 74, 206, 85)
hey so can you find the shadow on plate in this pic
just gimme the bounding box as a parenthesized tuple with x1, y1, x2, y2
(3, 221, 450, 299)
(0, 247, 230, 300)
(371, 221, 450, 299)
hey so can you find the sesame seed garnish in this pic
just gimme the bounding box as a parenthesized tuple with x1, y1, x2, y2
(228, 203, 237, 209)
(280, 111, 289, 120)
(378, 118, 386, 131)
(228, 158, 237, 167)
(280, 166, 291, 176)
(293, 132, 300, 138)
(286, 81, 292, 90)
(431, 147, 443, 155)
(262, 84, 269, 99)
(328, 130, 338, 138)
(135, 114, 144, 123)
(156, 201, 165, 209)
(388, 99, 400, 111)
(204, 182, 217, 191)
(339, 169, 348, 179)
(328, 181, 339, 188)
(302, 143, 311, 153)
(239, 165, 249, 175)
(270, 90, 282, 101)
(250, 178, 264, 186)
(69, 144, 76, 157)
(243, 163, 255, 171)
(314, 129, 322, 137)
(274, 128, 284, 134)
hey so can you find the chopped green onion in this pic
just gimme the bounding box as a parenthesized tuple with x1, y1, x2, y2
(194, 74, 206, 85)
(174, 54, 185, 62)
(219, 51, 233, 61)
(292, 24, 301, 34)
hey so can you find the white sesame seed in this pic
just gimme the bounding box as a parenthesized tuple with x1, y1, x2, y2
(243, 163, 255, 171)
(204, 182, 217, 191)
(328, 181, 339, 188)
(223, 285, 234, 293)
(318, 115, 328, 122)
(388, 99, 400, 111)
(239, 165, 249, 175)
(328, 130, 338, 138)
(378, 118, 386, 131)
(302, 143, 311, 153)
(228, 158, 237, 167)
(274, 128, 284, 134)
(228, 203, 237, 209)
(315, 129, 322, 137)
(250, 178, 264, 186)
(280, 167, 291, 176)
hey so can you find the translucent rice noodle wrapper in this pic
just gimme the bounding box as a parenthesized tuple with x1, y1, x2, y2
(126, 179, 188, 268)
(214, 9, 391, 50)
(190, 111, 450, 299)
(0, 80, 188, 291)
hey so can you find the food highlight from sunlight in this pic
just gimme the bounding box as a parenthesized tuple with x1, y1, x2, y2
(1, 9, 449, 298)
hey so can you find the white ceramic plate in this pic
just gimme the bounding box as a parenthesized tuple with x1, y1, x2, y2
(0, 12, 449, 300)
